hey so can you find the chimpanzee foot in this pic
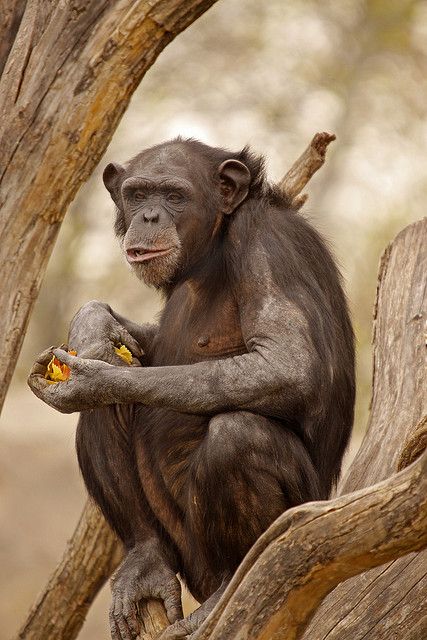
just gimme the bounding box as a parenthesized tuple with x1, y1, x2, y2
(157, 618, 194, 640)
(109, 543, 183, 640)
(157, 581, 228, 640)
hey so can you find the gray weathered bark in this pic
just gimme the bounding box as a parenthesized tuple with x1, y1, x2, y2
(301, 217, 427, 640)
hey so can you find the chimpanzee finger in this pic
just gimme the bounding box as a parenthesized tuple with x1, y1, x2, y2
(112, 595, 135, 640)
(33, 346, 56, 367)
(163, 592, 184, 625)
(29, 362, 48, 377)
(52, 348, 86, 369)
(122, 595, 140, 637)
(109, 608, 122, 640)
(114, 326, 144, 359)
(28, 347, 56, 388)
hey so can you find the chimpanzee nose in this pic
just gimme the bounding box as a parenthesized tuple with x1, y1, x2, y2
(143, 209, 159, 223)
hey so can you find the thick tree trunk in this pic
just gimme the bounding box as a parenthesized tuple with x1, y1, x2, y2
(301, 217, 427, 640)
(0, 0, 217, 411)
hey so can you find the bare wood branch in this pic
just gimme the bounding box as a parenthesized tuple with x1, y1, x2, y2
(138, 602, 170, 640)
(15, 501, 122, 640)
(278, 132, 336, 208)
(398, 414, 427, 471)
(193, 447, 427, 640)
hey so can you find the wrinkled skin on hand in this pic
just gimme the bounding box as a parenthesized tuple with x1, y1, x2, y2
(68, 300, 143, 365)
(27, 347, 116, 413)
(27, 300, 145, 413)
(110, 542, 183, 640)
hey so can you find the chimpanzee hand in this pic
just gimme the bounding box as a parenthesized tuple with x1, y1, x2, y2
(27, 347, 117, 413)
(110, 543, 183, 640)
(68, 300, 143, 365)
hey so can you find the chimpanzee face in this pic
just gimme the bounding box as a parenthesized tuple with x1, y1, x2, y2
(103, 141, 251, 288)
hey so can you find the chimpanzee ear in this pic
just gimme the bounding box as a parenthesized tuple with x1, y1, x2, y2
(218, 159, 251, 215)
(103, 162, 125, 206)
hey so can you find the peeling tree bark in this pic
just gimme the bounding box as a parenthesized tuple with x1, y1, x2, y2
(0, 0, 218, 412)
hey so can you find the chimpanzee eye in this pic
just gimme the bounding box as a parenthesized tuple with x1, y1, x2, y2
(133, 190, 146, 201)
(167, 192, 184, 204)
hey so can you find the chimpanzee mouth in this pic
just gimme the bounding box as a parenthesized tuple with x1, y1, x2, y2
(126, 246, 174, 263)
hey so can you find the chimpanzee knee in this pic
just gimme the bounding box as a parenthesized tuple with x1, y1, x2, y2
(188, 411, 320, 575)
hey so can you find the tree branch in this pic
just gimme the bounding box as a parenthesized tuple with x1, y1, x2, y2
(193, 448, 427, 640)
(15, 501, 121, 640)
(278, 131, 336, 208)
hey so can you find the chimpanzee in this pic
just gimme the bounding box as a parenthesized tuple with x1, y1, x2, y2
(28, 138, 355, 640)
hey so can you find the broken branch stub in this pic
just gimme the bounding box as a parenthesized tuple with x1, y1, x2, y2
(279, 131, 336, 208)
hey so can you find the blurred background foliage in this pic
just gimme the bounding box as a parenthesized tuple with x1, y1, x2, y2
(1, 0, 426, 637)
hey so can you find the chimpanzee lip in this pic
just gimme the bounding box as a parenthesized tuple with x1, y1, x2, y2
(126, 246, 174, 263)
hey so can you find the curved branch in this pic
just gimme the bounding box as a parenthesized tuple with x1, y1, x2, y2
(194, 448, 427, 640)
(0, 0, 218, 412)
(398, 414, 427, 471)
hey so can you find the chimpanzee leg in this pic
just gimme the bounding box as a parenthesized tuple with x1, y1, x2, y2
(76, 404, 150, 547)
(76, 406, 183, 640)
(190, 410, 321, 576)
(159, 410, 321, 640)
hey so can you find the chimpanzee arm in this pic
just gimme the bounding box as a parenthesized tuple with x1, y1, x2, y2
(31, 275, 319, 418)
(109, 290, 317, 417)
